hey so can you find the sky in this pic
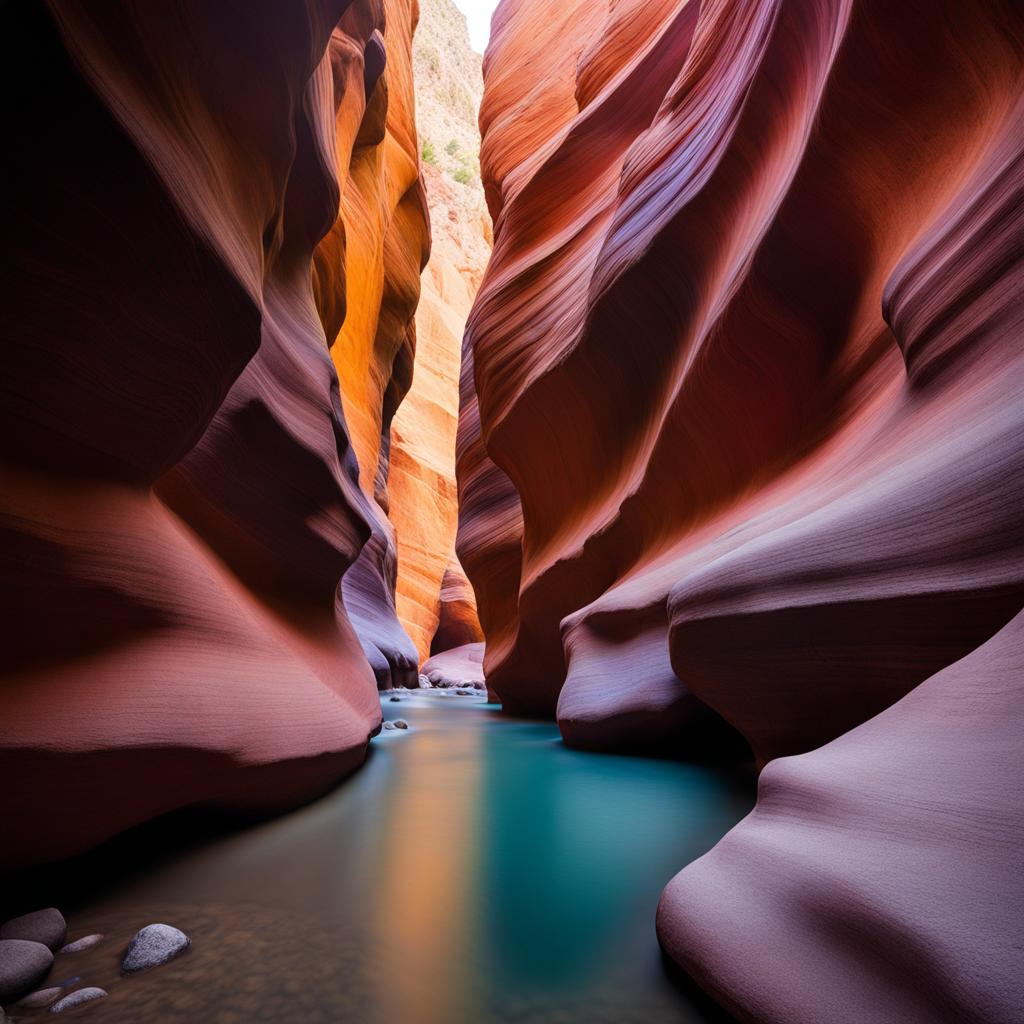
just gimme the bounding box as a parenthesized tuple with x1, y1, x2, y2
(451, 0, 500, 53)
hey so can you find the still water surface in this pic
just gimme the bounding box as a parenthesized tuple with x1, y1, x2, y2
(9, 695, 753, 1023)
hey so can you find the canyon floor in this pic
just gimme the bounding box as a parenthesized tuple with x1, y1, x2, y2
(3, 697, 752, 1023)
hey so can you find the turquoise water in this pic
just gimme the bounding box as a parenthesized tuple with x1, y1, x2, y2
(6, 695, 752, 1023)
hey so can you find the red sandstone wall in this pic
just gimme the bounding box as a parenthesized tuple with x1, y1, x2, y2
(0, 0, 429, 869)
(461, 0, 1024, 1018)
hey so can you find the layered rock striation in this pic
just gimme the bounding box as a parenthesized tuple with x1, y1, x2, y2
(461, 0, 1024, 1018)
(386, 0, 490, 665)
(1, 0, 429, 868)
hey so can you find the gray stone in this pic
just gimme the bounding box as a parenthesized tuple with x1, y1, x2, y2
(0, 909, 67, 952)
(59, 934, 103, 954)
(393, 719, 409, 730)
(383, 721, 396, 730)
(18, 986, 62, 1008)
(50, 987, 107, 1014)
(456, 689, 472, 696)
(120, 924, 190, 974)
(389, 696, 401, 702)
(0, 939, 54, 1002)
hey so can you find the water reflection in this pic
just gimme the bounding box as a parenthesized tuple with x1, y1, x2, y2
(3, 694, 752, 1023)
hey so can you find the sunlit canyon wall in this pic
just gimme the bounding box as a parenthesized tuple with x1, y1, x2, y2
(459, 0, 1024, 1020)
(388, 0, 489, 665)
(0, 0, 430, 869)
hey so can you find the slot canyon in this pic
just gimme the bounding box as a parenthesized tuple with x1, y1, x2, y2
(1, 0, 1021, 1022)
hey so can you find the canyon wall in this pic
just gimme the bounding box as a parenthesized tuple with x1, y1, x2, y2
(0, 0, 429, 869)
(462, 0, 1024, 1019)
(388, 0, 489, 663)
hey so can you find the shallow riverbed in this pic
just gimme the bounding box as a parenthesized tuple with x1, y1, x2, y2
(5, 694, 753, 1023)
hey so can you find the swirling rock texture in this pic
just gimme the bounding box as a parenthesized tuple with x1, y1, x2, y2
(431, 559, 485, 656)
(386, 0, 490, 664)
(462, 0, 1024, 1019)
(317, 0, 431, 688)
(0, 0, 429, 869)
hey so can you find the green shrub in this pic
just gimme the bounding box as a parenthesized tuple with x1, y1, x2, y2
(421, 138, 437, 165)
(453, 166, 473, 185)
(445, 138, 460, 156)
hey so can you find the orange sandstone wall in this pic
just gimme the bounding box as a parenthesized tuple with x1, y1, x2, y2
(388, 0, 489, 664)
(460, 0, 1024, 1019)
(318, 0, 432, 687)
(0, 0, 429, 869)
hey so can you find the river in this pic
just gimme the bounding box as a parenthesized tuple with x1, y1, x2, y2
(6, 693, 753, 1023)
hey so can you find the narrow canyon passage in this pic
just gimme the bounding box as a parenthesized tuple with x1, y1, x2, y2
(2, 0, 1023, 1022)
(6, 695, 751, 1023)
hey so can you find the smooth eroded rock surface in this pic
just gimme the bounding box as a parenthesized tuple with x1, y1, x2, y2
(459, 0, 1024, 1019)
(421, 642, 485, 689)
(459, 0, 1024, 749)
(1, 0, 431, 867)
(387, 0, 490, 665)
(0, 940, 54, 1002)
(0, 910, 66, 952)
(659, 609, 1024, 1024)
(49, 987, 107, 1014)
(121, 925, 190, 974)
(16, 986, 62, 1008)
(59, 935, 103, 955)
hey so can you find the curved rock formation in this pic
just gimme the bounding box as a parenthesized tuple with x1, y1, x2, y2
(0, 0, 429, 869)
(461, 0, 1023, 1017)
(659, 608, 1024, 1024)
(462, 0, 1024, 741)
(387, 0, 490, 665)
(319, 0, 431, 687)
(431, 558, 485, 656)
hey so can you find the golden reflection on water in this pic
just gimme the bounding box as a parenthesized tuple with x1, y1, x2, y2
(369, 716, 483, 1024)
(4, 695, 751, 1024)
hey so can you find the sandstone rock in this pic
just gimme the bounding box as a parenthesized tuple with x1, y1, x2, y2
(422, 643, 485, 691)
(59, 935, 103, 954)
(0, 0, 433, 868)
(459, 0, 1024, 742)
(49, 988, 107, 1014)
(0, 940, 54, 1002)
(0, 910, 66, 951)
(659, 610, 1024, 1024)
(460, 0, 1024, 1019)
(321, 0, 431, 692)
(121, 924, 190, 974)
(430, 559, 484, 657)
(387, 0, 490, 664)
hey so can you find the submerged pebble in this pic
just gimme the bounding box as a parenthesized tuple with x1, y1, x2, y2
(389, 696, 401, 702)
(121, 924, 190, 973)
(393, 719, 409, 730)
(17, 986, 63, 1008)
(383, 721, 396, 730)
(59, 934, 103, 954)
(50, 987, 107, 1014)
